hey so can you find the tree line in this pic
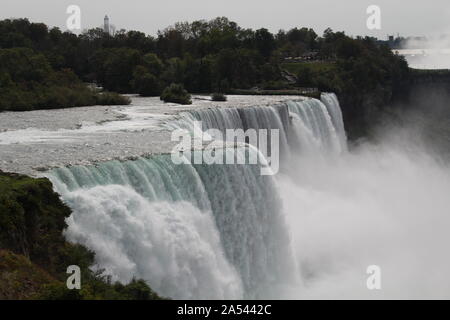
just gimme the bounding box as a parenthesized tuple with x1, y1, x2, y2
(0, 17, 409, 112)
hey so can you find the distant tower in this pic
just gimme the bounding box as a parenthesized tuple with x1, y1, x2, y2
(104, 15, 110, 34)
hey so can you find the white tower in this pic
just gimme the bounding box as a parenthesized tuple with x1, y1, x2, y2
(104, 15, 110, 34)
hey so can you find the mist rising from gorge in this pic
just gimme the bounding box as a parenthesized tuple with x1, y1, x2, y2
(279, 90, 450, 298)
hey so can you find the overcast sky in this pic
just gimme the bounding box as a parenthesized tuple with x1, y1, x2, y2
(2, 0, 450, 38)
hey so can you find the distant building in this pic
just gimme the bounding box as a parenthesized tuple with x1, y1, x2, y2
(104, 15, 110, 34)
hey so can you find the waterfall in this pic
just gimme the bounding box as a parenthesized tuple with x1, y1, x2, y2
(287, 94, 346, 155)
(48, 148, 295, 299)
(320, 93, 347, 150)
(47, 93, 347, 299)
(166, 94, 346, 156)
(165, 105, 290, 157)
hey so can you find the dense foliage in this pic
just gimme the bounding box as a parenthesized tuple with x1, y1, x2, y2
(0, 19, 404, 89)
(211, 92, 227, 101)
(0, 17, 410, 129)
(282, 30, 411, 137)
(160, 83, 192, 104)
(0, 47, 129, 111)
(0, 171, 162, 300)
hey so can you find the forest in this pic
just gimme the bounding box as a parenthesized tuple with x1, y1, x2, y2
(0, 17, 409, 119)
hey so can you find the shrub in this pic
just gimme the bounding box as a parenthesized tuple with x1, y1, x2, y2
(211, 92, 227, 101)
(113, 279, 163, 300)
(95, 91, 131, 105)
(37, 274, 164, 300)
(160, 83, 192, 105)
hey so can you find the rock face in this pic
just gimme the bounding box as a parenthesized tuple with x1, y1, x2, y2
(337, 70, 450, 140)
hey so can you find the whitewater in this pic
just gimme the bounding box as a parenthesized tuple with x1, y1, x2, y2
(2, 93, 449, 299)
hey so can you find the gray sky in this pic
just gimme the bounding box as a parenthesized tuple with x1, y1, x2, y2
(1, 0, 450, 38)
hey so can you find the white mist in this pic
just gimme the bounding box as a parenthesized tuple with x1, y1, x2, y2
(279, 129, 450, 299)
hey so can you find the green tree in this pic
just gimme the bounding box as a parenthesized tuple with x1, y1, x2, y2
(160, 83, 192, 105)
(142, 53, 164, 75)
(132, 66, 162, 96)
(254, 28, 276, 57)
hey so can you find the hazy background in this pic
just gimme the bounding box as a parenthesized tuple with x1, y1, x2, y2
(1, 0, 450, 38)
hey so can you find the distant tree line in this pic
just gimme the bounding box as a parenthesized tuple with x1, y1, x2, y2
(0, 17, 409, 113)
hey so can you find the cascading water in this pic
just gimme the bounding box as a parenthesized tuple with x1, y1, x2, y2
(287, 93, 347, 155)
(165, 104, 291, 157)
(320, 93, 347, 150)
(48, 148, 296, 299)
(47, 93, 349, 299)
(165, 94, 343, 159)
